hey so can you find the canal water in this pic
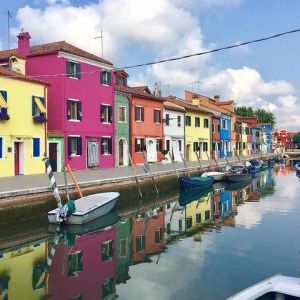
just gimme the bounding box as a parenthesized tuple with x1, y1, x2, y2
(0, 164, 299, 300)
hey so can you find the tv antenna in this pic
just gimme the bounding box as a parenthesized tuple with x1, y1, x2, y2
(94, 29, 104, 58)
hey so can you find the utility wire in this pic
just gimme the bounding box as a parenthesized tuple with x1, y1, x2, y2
(2, 27, 300, 79)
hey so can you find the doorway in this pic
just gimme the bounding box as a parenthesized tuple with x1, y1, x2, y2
(118, 138, 128, 166)
(87, 141, 99, 168)
(48, 142, 61, 172)
(14, 141, 24, 175)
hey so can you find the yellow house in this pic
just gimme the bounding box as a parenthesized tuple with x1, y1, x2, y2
(0, 241, 47, 299)
(167, 97, 212, 161)
(0, 65, 48, 177)
(241, 121, 248, 156)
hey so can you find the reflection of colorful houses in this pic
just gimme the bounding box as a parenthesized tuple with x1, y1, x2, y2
(131, 207, 165, 264)
(220, 191, 232, 219)
(0, 241, 47, 299)
(259, 123, 272, 153)
(273, 129, 293, 150)
(247, 177, 260, 202)
(48, 225, 116, 300)
(116, 217, 131, 284)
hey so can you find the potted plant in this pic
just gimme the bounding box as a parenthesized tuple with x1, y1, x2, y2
(161, 149, 169, 164)
(33, 113, 47, 123)
(0, 111, 10, 120)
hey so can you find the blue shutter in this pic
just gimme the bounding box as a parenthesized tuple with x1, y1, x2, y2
(33, 138, 40, 157)
(0, 137, 2, 158)
(0, 91, 7, 115)
(32, 96, 36, 116)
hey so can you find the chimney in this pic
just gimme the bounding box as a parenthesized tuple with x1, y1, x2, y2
(17, 32, 31, 57)
(214, 95, 220, 102)
(192, 94, 200, 106)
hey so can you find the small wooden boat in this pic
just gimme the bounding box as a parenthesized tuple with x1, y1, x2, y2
(225, 179, 252, 191)
(226, 162, 250, 174)
(178, 186, 213, 206)
(48, 192, 120, 225)
(201, 171, 226, 181)
(226, 173, 252, 182)
(260, 161, 268, 170)
(227, 274, 300, 300)
(178, 176, 214, 190)
(249, 159, 262, 173)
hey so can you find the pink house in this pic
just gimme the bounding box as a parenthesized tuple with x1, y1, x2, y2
(0, 32, 115, 170)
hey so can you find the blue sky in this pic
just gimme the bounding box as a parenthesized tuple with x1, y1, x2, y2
(1, 0, 300, 130)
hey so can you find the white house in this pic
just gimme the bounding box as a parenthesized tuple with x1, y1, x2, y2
(163, 101, 185, 162)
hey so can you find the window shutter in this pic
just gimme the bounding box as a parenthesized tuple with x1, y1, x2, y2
(158, 110, 161, 123)
(78, 137, 82, 155)
(100, 71, 104, 84)
(0, 91, 7, 115)
(101, 138, 104, 154)
(77, 101, 82, 120)
(141, 107, 144, 121)
(141, 138, 145, 151)
(66, 61, 71, 76)
(107, 72, 111, 85)
(32, 96, 36, 116)
(136, 237, 142, 251)
(108, 106, 112, 123)
(109, 240, 114, 257)
(33, 138, 40, 157)
(0, 137, 2, 158)
(135, 107, 138, 121)
(153, 110, 156, 123)
(67, 100, 71, 119)
(135, 139, 138, 152)
(76, 63, 81, 79)
(68, 137, 72, 156)
(108, 138, 112, 154)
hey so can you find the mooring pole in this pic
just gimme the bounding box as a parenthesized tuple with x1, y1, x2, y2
(180, 153, 191, 178)
(128, 151, 143, 199)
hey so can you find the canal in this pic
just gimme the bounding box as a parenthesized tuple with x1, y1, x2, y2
(0, 164, 299, 299)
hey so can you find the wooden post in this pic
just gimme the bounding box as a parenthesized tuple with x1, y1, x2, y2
(128, 151, 143, 199)
(195, 151, 204, 172)
(180, 153, 191, 178)
(63, 166, 70, 201)
(205, 151, 213, 170)
(169, 152, 179, 178)
(67, 164, 83, 198)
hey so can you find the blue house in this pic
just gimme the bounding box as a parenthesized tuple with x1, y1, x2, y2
(220, 190, 232, 219)
(219, 114, 231, 158)
(259, 124, 272, 153)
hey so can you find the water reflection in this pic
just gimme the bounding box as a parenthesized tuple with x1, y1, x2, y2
(1, 167, 298, 300)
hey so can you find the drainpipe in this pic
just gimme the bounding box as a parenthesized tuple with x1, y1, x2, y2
(44, 85, 48, 173)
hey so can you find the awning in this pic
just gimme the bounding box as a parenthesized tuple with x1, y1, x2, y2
(35, 97, 46, 113)
(0, 93, 8, 109)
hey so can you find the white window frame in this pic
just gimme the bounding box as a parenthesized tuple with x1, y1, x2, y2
(68, 135, 81, 157)
(67, 60, 80, 80)
(68, 98, 81, 122)
(118, 105, 126, 123)
(135, 105, 143, 122)
(101, 104, 112, 124)
(101, 136, 112, 155)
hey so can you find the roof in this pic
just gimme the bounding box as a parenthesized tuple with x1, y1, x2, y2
(0, 41, 113, 66)
(115, 84, 165, 102)
(48, 130, 64, 137)
(0, 66, 49, 86)
(164, 101, 185, 112)
(166, 96, 213, 115)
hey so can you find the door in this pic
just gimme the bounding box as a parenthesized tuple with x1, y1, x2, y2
(172, 140, 182, 162)
(146, 138, 157, 162)
(87, 141, 99, 167)
(14, 142, 20, 175)
(49, 143, 58, 172)
(186, 144, 191, 161)
(119, 139, 124, 166)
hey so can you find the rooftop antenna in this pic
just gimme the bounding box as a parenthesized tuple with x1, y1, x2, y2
(7, 10, 12, 55)
(94, 30, 104, 58)
(190, 80, 200, 95)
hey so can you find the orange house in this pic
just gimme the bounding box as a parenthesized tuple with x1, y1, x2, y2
(115, 86, 165, 164)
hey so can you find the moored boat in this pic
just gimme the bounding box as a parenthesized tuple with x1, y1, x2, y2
(227, 274, 300, 300)
(226, 173, 252, 182)
(260, 161, 268, 170)
(249, 159, 262, 173)
(225, 178, 252, 191)
(201, 171, 226, 181)
(178, 186, 213, 206)
(48, 192, 120, 225)
(178, 176, 214, 190)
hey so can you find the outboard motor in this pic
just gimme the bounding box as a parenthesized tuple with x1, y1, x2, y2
(56, 200, 76, 224)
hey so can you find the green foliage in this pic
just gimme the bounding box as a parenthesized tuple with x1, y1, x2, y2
(293, 132, 300, 143)
(234, 106, 276, 127)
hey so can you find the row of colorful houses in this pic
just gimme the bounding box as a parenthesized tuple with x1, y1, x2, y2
(0, 32, 273, 177)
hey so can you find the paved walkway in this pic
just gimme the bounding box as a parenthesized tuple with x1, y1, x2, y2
(0, 155, 259, 198)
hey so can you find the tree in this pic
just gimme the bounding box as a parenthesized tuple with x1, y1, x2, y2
(292, 132, 300, 143)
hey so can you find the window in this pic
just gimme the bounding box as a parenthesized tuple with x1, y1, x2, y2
(179, 219, 182, 231)
(243, 142, 246, 150)
(155, 228, 163, 243)
(68, 136, 82, 156)
(135, 106, 144, 122)
(205, 210, 210, 221)
(234, 123, 237, 132)
(135, 138, 145, 152)
(32, 96, 46, 117)
(154, 109, 161, 123)
(116, 75, 126, 86)
(102, 240, 114, 261)
(196, 213, 201, 223)
(204, 118, 209, 128)
(100, 70, 111, 85)
(218, 124, 220, 132)
(177, 115, 181, 127)
(212, 123, 215, 133)
(136, 235, 145, 251)
(245, 127, 250, 135)
(186, 217, 192, 229)
(102, 277, 114, 299)
(166, 140, 170, 152)
(178, 140, 182, 151)
(101, 105, 112, 123)
(0, 137, 3, 159)
(185, 115, 191, 126)
(118, 106, 126, 122)
(156, 139, 163, 152)
(221, 119, 226, 129)
(193, 142, 199, 152)
(68, 251, 83, 277)
(195, 117, 200, 127)
(32, 138, 40, 157)
(203, 142, 208, 152)
(67, 100, 82, 121)
(66, 61, 81, 79)
(235, 142, 239, 150)
(165, 114, 170, 126)
(0, 90, 9, 119)
(101, 137, 112, 155)
(167, 223, 171, 235)
(120, 239, 127, 256)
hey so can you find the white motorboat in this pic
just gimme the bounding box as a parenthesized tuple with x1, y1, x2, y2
(201, 171, 225, 181)
(48, 192, 120, 225)
(227, 274, 300, 300)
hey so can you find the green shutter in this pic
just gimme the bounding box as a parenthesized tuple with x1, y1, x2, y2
(66, 61, 71, 76)
(100, 71, 104, 84)
(107, 72, 111, 85)
(76, 63, 81, 79)
(109, 240, 114, 258)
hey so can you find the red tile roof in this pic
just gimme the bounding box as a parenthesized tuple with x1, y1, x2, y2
(115, 84, 165, 102)
(0, 41, 113, 66)
(0, 66, 49, 86)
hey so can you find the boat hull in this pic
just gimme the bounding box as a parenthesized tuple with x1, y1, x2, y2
(178, 186, 213, 206)
(295, 162, 300, 171)
(48, 192, 119, 225)
(201, 171, 225, 181)
(226, 173, 252, 182)
(179, 176, 214, 190)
